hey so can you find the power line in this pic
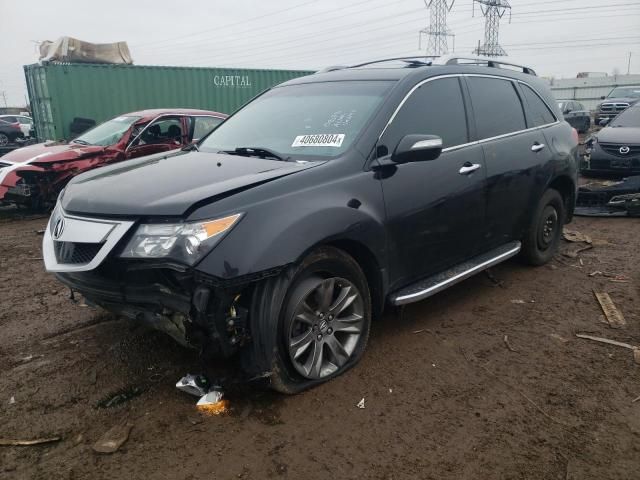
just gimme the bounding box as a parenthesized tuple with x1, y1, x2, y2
(420, 0, 456, 56)
(472, 0, 511, 57)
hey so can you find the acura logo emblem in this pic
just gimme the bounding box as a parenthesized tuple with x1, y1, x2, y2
(53, 217, 65, 239)
(619, 146, 630, 155)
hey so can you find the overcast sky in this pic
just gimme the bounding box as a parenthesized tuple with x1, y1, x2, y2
(1, 0, 639, 106)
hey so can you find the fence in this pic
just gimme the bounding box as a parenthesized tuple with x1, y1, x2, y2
(546, 74, 640, 111)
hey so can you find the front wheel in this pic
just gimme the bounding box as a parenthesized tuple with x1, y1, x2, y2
(520, 189, 565, 266)
(243, 246, 371, 394)
(0, 133, 8, 146)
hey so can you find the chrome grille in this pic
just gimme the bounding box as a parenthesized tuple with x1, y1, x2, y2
(53, 241, 104, 265)
(600, 102, 629, 113)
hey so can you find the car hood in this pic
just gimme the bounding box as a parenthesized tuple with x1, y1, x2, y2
(0, 141, 105, 165)
(596, 127, 640, 145)
(61, 150, 323, 217)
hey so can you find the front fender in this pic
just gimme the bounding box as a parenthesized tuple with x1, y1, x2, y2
(193, 170, 386, 282)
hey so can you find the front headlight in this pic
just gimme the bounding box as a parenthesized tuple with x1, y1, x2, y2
(120, 213, 242, 265)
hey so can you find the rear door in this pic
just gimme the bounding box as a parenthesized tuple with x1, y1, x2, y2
(465, 76, 555, 249)
(378, 76, 487, 288)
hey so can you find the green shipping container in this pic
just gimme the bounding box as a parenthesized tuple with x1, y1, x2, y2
(24, 63, 315, 141)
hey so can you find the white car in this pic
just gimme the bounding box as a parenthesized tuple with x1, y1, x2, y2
(0, 115, 33, 138)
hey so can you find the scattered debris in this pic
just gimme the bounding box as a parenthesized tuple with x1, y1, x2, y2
(356, 398, 365, 409)
(563, 229, 592, 244)
(412, 329, 426, 334)
(632, 395, 640, 403)
(35, 229, 45, 235)
(92, 422, 133, 454)
(389, 388, 393, 393)
(196, 389, 229, 416)
(503, 335, 518, 352)
(176, 374, 211, 397)
(593, 292, 626, 328)
(575, 175, 640, 217)
(511, 299, 526, 304)
(484, 268, 504, 287)
(0, 437, 61, 447)
(576, 334, 640, 364)
(97, 386, 144, 409)
(8, 396, 15, 405)
(549, 333, 570, 344)
(563, 244, 593, 259)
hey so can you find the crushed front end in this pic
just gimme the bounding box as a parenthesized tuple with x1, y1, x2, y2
(43, 206, 261, 358)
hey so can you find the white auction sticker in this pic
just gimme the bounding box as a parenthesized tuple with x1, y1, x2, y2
(292, 133, 345, 148)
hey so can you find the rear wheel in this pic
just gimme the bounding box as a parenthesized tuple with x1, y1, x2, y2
(0, 133, 8, 146)
(521, 189, 565, 266)
(243, 246, 371, 394)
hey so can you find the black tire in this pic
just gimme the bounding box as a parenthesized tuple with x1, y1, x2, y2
(0, 133, 8, 146)
(520, 189, 565, 266)
(242, 246, 371, 394)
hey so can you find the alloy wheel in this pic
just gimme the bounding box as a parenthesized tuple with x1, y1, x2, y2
(287, 277, 364, 380)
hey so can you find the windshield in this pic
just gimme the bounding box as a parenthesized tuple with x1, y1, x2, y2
(73, 115, 141, 146)
(199, 81, 394, 159)
(607, 87, 640, 99)
(610, 107, 640, 127)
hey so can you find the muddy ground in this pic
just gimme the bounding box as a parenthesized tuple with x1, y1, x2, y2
(0, 209, 639, 480)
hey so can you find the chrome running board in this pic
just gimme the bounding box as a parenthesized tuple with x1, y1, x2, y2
(390, 241, 521, 306)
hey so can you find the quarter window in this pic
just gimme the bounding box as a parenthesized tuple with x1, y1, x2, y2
(382, 77, 468, 151)
(467, 77, 526, 139)
(520, 84, 556, 127)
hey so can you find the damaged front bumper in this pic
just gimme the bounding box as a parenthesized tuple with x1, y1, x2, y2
(575, 176, 640, 217)
(43, 208, 258, 356)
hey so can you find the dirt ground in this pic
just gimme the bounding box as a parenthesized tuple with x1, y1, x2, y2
(1, 209, 639, 480)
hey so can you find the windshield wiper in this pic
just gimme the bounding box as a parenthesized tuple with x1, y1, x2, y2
(220, 147, 290, 162)
(72, 139, 90, 145)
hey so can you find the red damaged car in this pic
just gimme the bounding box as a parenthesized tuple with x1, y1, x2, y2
(0, 108, 226, 208)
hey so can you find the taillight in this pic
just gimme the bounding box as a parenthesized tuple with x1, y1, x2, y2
(571, 128, 579, 144)
(10, 122, 21, 130)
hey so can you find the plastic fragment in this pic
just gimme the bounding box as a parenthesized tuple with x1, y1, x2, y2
(356, 398, 365, 409)
(176, 374, 211, 397)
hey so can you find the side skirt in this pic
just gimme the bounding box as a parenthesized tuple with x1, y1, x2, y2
(389, 241, 521, 306)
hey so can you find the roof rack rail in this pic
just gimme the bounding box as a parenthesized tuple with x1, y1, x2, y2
(316, 55, 536, 76)
(434, 55, 537, 76)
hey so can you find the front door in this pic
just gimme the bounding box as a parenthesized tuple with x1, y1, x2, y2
(378, 76, 487, 290)
(126, 116, 187, 159)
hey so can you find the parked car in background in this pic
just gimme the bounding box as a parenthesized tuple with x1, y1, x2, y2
(43, 56, 578, 393)
(0, 115, 34, 140)
(558, 100, 591, 133)
(582, 103, 640, 176)
(0, 117, 26, 146)
(0, 108, 226, 208)
(594, 85, 640, 126)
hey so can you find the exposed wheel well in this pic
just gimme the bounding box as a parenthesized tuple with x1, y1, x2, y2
(323, 239, 385, 320)
(548, 175, 576, 222)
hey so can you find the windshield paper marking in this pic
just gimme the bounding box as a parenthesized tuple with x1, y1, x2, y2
(292, 134, 345, 148)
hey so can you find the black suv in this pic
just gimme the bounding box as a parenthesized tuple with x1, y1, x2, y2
(43, 56, 579, 393)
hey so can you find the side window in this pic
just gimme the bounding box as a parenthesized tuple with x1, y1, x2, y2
(130, 117, 183, 147)
(18, 117, 32, 125)
(192, 116, 223, 141)
(520, 84, 557, 127)
(381, 77, 468, 151)
(2, 116, 17, 123)
(467, 77, 526, 139)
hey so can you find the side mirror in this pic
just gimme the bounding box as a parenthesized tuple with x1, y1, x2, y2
(392, 134, 443, 164)
(563, 108, 571, 114)
(600, 95, 606, 100)
(599, 118, 610, 127)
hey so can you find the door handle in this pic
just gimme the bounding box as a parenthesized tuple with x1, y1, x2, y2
(531, 142, 546, 152)
(458, 163, 481, 175)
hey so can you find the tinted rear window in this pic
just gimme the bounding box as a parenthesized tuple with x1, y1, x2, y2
(467, 77, 526, 139)
(520, 84, 556, 127)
